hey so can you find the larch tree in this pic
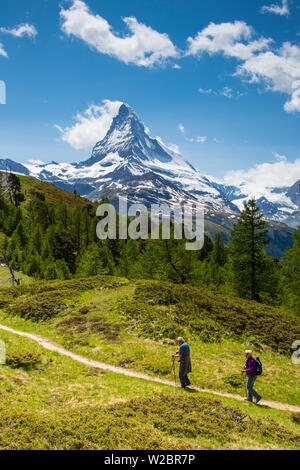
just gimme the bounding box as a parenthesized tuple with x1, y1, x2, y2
(228, 199, 272, 302)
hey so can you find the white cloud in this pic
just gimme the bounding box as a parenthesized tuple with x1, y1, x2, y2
(199, 85, 246, 99)
(178, 123, 206, 143)
(27, 159, 45, 165)
(284, 80, 300, 112)
(55, 99, 123, 149)
(274, 151, 287, 161)
(236, 42, 300, 112)
(220, 86, 233, 98)
(224, 154, 300, 199)
(0, 42, 7, 57)
(187, 21, 271, 61)
(196, 136, 207, 143)
(189, 20, 300, 113)
(167, 143, 181, 154)
(0, 23, 37, 58)
(198, 87, 213, 94)
(60, 0, 178, 67)
(156, 136, 181, 155)
(261, 0, 289, 16)
(0, 24, 37, 38)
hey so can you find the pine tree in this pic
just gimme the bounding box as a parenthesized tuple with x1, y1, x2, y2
(71, 206, 82, 252)
(133, 240, 163, 280)
(98, 242, 115, 275)
(55, 259, 72, 280)
(28, 198, 50, 230)
(116, 239, 140, 278)
(23, 251, 41, 277)
(76, 244, 106, 277)
(7, 173, 25, 206)
(198, 234, 213, 261)
(228, 199, 271, 301)
(11, 222, 27, 248)
(43, 261, 58, 280)
(211, 232, 227, 266)
(55, 201, 68, 229)
(156, 238, 199, 284)
(286, 226, 300, 270)
(30, 224, 43, 255)
(3, 205, 22, 235)
(79, 209, 90, 250)
(282, 226, 300, 315)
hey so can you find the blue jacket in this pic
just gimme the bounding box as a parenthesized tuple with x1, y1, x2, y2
(179, 342, 190, 358)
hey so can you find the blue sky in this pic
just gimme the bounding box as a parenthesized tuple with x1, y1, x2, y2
(0, 0, 300, 184)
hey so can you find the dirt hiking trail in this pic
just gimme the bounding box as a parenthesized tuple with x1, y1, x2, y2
(0, 323, 299, 413)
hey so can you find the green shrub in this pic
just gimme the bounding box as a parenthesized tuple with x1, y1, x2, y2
(141, 357, 171, 376)
(56, 316, 126, 342)
(0, 287, 21, 309)
(0, 395, 298, 450)
(127, 281, 300, 353)
(26, 275, 127, 294)
(118, 298, 185, 340)
(7, 291, 68, 321)
(189, 318, 229, 343)
(79, 306, 90, 314)
(118, 357, 136, 368)
(291, 412, 300, 425)
(1, 275, 128, 321)
(6, 350, 41, 369)
(0, 276, 128, 311)
(223, 373, 244, 388)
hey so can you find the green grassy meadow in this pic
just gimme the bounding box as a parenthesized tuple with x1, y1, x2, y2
(0, 265, 31, 287)
(0, 328, 299, 450)
(0, 276, 299, 449)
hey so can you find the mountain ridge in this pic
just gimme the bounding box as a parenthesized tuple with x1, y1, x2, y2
(1, 102, 299, 227)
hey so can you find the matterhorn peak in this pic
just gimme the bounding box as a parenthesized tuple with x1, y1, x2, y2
(118, 102, 133, 117)
(81, 101, 173, 167)
(105, 102, 145, 140)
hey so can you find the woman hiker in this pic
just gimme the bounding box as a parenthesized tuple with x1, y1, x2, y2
(242, 349, 262, 404)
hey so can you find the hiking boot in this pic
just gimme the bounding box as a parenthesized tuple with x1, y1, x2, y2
(255, 397, 262, 404)
(244, 398, 253, 402)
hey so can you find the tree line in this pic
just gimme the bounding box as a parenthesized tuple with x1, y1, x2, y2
(0, 173, 299, 316)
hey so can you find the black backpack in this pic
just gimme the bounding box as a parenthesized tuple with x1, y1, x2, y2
(255, 357, 263, 376)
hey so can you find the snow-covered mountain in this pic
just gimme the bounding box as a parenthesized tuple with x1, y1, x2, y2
(0, 159, 30, 176)
(0, 102, 299, 227)
(215, 179, 300, 228)
(19, 103, 238, 213)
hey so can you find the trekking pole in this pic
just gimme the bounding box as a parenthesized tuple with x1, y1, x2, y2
(172, 356, 177, 396)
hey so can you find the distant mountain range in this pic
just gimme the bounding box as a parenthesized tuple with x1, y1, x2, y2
(1, 102, 299, 229)
(0, 102, 298, 257)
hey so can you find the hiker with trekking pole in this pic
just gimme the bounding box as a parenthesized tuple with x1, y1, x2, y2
(172, 337, 192, 388)
(241, 350, 262, 404)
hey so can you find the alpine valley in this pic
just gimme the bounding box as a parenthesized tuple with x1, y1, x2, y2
(1, 103, 299, 256)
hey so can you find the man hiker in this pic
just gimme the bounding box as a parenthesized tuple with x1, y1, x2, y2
(242, 350, 261, 404)
(173, 337, 192, 388)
